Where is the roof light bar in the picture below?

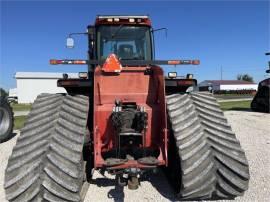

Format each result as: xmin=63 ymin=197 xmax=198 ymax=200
xmin=97 ymin=15 xmax=149 ymax=19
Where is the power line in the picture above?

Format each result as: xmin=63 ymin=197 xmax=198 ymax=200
xmin=222 ymin=69 xmax=266 ymax=72
xmin=222 ymin=67 xmax=266 ymax=71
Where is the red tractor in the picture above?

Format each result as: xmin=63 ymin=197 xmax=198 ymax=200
xmin=5 ymin=15 xmax=249 ymax=201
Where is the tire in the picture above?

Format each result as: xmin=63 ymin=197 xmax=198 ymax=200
xmin=166 ymin=92 xmax=249 ymax=200
xmin=4 ymin=93 xmax=89 ymax=202
xmin=0 ymin=97 xmax=14 ymax=142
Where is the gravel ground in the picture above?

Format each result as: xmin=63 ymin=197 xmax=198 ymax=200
xmin=0 ymin=111 xmax=269 ymax=202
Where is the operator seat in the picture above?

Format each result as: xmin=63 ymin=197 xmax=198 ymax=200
xmin=118 ymin=44 xmax=133 ymax=59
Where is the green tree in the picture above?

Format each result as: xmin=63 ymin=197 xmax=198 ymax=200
xmin=0 ymin=88 xmax=8 ymax=97
xmin=237 ymin=74 xmax=254 ymax=83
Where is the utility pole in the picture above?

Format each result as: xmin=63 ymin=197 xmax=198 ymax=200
xmin=220 ymin=66 xmax=223 ymax=80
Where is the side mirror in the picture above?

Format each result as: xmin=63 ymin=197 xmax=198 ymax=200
xmin=66 ymin=37 xmax=74 ymax=48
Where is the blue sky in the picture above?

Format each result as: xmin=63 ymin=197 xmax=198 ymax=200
xmin=1 ymin=0 xmax=269 ymax=90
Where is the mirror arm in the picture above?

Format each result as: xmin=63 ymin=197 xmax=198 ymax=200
xmin=151 ymin=28 xmax=168 ymax=37
xmin=68 ymin=32 xmax=88 ymax=38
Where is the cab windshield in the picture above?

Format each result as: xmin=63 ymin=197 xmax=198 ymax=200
xmin=97 ymin=25 xmax=152 ymax=60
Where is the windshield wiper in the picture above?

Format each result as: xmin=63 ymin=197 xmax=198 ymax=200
xmin=111 ymin=24 xmax=124 ymax=38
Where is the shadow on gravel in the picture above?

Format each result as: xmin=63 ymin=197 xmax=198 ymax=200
xmin=91 ymin=178 xmax=125 ymax=202
xmin=91 ymin=171 xmax=177 ymax=202
xmin=0 ymin=132 xmax=17 ymax=143
xmin=92 ymin=178 xmax=116 ymax=187
xmin=107 ymin=186 xmax=124 ymax=202
xmin=142 ymin=171 xmax=177 ymax=201
xmin=91 ymin=172 xmax=235 ymax=202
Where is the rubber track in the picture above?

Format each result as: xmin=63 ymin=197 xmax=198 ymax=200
xmin=5 ymin=94 xmax=89 ymax=202
xmin=166 ymin=92 xmax=249 ymax=200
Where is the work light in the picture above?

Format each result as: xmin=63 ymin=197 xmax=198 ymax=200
xmin=168 ymin=72 xmax=177 ymax=78
xmin=79 ymin=72 xmax=88 ymax=79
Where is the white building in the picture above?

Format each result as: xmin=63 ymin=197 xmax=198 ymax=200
xmin=199 ymin=80 xmax=258 ymax=92
xmin=15 ymin=72 xmax=78 ymax=103
xmin=8 ymin=88 xmax=17 ymax=97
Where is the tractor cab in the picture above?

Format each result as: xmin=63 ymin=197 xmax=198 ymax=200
xmin=91 ymin=16 xmax=153 ymax=61
xmin=95 ymin=24 xmax=152 ymax=61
